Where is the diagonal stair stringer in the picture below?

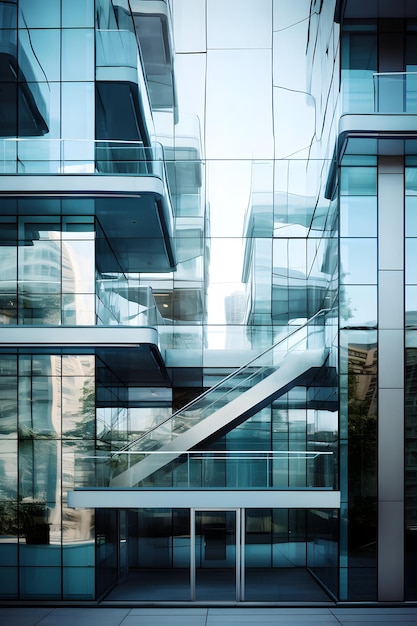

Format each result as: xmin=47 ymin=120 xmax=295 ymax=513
xmin=110 ymin=347 xmax=328 ymax=487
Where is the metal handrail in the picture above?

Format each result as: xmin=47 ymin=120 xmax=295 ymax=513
xmin=114 ymin=308 xmax=332 ymax=455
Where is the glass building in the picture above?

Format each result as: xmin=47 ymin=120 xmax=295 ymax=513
xmin=0 ymin=0 xmax=414 ymax=604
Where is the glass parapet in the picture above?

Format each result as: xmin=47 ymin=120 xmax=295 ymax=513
xmin=373 ymin=72 xmax=417 ymax=113
xmin=341 ymin=72 xmax=417 ymax=114
xmin=0 ymin=138 xmax=166 ymax=176
xmin=96 ymin=29 xmax=138 ymax=71
xmin=74 ymin=449 xmax=336 ymax=490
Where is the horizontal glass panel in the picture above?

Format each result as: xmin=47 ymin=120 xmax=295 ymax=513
xmin=19 ymin=566 xmax=61 ymax=598
xmin=340 ymin=167 xmax=377 ymax=196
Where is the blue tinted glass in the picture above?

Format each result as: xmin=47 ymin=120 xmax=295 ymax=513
xmin=62 ymin=0 xmax=94 ymax=27
xmin=340 ymin=196 xmax=377 ymax=237
xmin=19 ymin=29 xmax=60 ymax=83
xmin=406 ymin=239 xmax=417 ymax=284
xmin=340 ymin=239 xmax=377 ymax=284
xmin=62 ymin=29 xmax=94 ymax=81
xmin=406 ymin=286 xmax=417 ymax=326
xmin=340 ymin=285 xmax=377 ymax=327
xmin=61 ymin=82 xmax=94 ymax=141
xmin=406 ymin=196 xmax=417 ymax=236
xmin=19 ymin=0 xmax=60 ymax=28
xmin=340 ymin=167 xmax=377 ymax=196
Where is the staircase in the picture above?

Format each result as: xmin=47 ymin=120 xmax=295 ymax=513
xmin=110 ymin=310 xmax=331 ymax=487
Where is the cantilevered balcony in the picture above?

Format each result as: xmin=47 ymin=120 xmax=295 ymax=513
xmin=0 ymin=138 xmax=176 ymax=273
xmin=326 ymin=72 xmax=417 ymax=199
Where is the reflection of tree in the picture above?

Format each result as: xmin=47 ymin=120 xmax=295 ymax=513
xmin=0 ymin=501 xmax=18 ymax=536
xmin=64 ymin=381 xmax=96 ymax=440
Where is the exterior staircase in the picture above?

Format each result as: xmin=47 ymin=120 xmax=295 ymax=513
xmin=110 ymin=310 xmax=332 ymax=487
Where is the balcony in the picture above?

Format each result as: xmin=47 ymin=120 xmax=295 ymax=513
xmin=0 ymin=139 xmax=176 ymax=273
xmin=326 ymin=72 xmax=417 ymax=199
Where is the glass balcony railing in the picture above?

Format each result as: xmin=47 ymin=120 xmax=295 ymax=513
xmin=74 ymin=448 xmax=336 ymax=490
xmin=341 ymin=72 xmax=417 ymax=114
xmin=96 ymin=29 xmax=138 ymax=71
xmin=373 ymin=72 xmax=417 ymax=113
xmin=0 ymin=139 xmax=167 ymax=176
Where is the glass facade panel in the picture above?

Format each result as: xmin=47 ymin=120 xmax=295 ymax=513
xmin=340 ymin=239 xmax=377 ymax=285
xmin=62 ymin=0 xmax=94 ymax=28
xmin=18 ymin=29 xmax=61 ymax=83
xmin=340 ymin=285 xmax=377 ymax=328
xmin=61 ymin=29 xmax=94 ymax=81
xmin=19 ymin=0 xmax=60 ymax=28
xmin=340 ymin=196 xmax=377 ymax=237
xmin=406 ymin=196 xmax=417 ymax=236
xmin=406 ymin=238 xmax=417 ymax=284
xmin=61 ymin=82 xmax=94 ymax=141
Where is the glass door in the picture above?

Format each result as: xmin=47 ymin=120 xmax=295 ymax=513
xmin=191 ymin=509 xmax=240 ymax=601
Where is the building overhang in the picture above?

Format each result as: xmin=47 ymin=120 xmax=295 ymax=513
xmin=0 ymin=326 xmax=171 ymax=388
xmin=325 ymin=114 xmax=417 ymax=199
xmin=0 ymin=175 xmax=176 ymax=272
xmin=335 ymin=0 xmax=417 ymax=22
xmin=67 ymin=488 xmax=341 ymax=510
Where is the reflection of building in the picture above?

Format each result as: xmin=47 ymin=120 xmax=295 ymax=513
xmin=225 ymin=291 xmax=246 ymax=325
xmin=0 ymin=0 xmax=415 ymax=607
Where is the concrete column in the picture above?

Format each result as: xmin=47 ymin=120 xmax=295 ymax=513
xmin=377 ymin=155 xmax=404 ymax=601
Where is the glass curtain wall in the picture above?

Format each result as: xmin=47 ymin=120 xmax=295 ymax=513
xmin=405 ymin=156 xmax=417 ymax=599
xmin=339 ymin=163 xmax=378 ymax=601
xmin=0 ymin=351 xmax=96 ymax=599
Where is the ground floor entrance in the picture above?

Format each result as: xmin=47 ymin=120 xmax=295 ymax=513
xmin=97 ymin=507 xmax=338 ymax=603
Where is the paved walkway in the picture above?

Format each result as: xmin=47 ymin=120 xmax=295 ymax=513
xmin=1 ymin=607 xmax=417 ymax=625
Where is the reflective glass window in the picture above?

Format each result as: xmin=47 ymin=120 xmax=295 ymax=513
xmin=340 ymin=239 xmax=377 ymax=284
xmin=19 ymin=0 xmax=60 ymax=28
xmin=406 ymin=238 xmax=417 ymax=284
xmin=62 ymin=0 xmax=94 ymax=27
xmin=61 ymin=82 xmax=94 ymax=141
xmin=406 ymin=196 xmax=417 ymax=237
xmin=18 ymin=29 xmax=60 ymax=83
xmin=340 ymin=196 xmax=377 ymax=237
xmin=0 ymin=439 xmax=17 ymax=498
xmin=340 ymin=285 xmax=377 ymax=328
xmin=406 ymin=286 xmax=417 ymax=327
xmin=340 ymin=167 xmax=377 ymax=196
xmin=62 ymin=29 xmax=94 ymax=81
